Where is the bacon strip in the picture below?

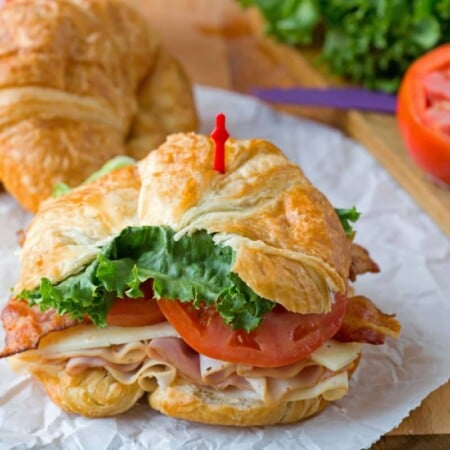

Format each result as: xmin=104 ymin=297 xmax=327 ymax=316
xmin=335 ymin=295 xmax=401 ymax=345
xmin=0 ymin=298 xmax=88 ymax=358
xmin=349 ymin=243 xmax=380 ymax=281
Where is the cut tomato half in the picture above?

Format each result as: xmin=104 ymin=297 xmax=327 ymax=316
xmin=397 ymin=44 xmax=450 ymax=184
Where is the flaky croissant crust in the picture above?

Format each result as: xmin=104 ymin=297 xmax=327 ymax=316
xmin=16 ymin=165 xmax=140 ymax=293
xmin=32 ymin=367 xmax=144 ymax=418
xmin=0 ymin=0 xmax=197 ymax=212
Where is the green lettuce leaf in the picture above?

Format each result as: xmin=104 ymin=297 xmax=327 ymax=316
xmin=20 ymin=227 xmax=274 ymax=332
xmin=84 ymin=156 xmax=135 ymax=184
xmin=52 ymin=182 xmax=72 ymax=198
xmin=22 ymin=260 xmax=115 ymax=327
xmin=52 ymin=156 xmax=135 ymax=199
xmin=239 ymin=0 xmax=450 ymax=93
xmin=335 ymin=207 xmax=361 ymax=237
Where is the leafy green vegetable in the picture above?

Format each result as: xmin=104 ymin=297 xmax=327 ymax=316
xmin=84 ymin=156 xmax=135 ymax=184
xmin=20 ymin=227 xmax=274 ymax=332
xmin=52 ymin=182 xmax=72 ymax=198
xmin=23 ymin=262 xmax=116 ymax=327
xmin=238 ymin=0 xmax=450 ymax=92
xmin=335 ymin=207 xmax=361 ymax=236
xmin=52 ymin=156 xmax=135 ymax=198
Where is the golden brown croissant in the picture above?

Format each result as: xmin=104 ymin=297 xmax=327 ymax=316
xmin=0 ymin=0 xmax=197 ymax=212
xmin=1 ymin=132 xmax=400 ymax=423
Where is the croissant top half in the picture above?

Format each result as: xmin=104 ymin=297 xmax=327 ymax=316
xmin=0 ymin=0 xmax=197 ymax=212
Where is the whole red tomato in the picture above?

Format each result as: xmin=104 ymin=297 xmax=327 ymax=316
xmin=397 ymin=44 xmax=450 ymax=185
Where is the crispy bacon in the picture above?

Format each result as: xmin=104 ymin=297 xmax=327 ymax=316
xmin=335 ymin=295 xmax=401 ymax=345
xmin=349 ymin=243 xmax=380 ymax=282
xmin=0 ymin=298 xmax=89 ymax=357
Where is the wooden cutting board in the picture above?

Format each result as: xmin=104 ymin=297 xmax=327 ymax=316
xmin=128 ymin=0 xmax=450 ymax=447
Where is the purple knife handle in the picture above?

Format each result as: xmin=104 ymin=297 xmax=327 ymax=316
xmin=251 ymin=87 xmax=397 ymax=114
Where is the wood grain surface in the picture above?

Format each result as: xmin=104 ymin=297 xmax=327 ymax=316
xmin=128 ymin=0 xmax=450 ymax=447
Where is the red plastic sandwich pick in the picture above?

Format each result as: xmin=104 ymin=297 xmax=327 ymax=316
xmin=211 ymin=113 xmax=229 ymax=174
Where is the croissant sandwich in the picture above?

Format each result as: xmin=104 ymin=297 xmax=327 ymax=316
xmin=0 ymin=0 xmax=197 ymax=213
xmin=0 ymin=132 xmax=400 ymax=425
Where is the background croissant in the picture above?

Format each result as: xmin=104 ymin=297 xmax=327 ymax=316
xmin=0 ymin=0 xmax=198 ymax=212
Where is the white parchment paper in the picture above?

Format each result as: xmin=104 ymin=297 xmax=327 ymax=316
xmin=0 ymin=86 xmax=449 ymax=450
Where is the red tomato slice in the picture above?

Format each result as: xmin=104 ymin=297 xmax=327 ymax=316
xmin=397 ymin=44 xmax=450 ymax=185
xmin=106 ymin=281 xmax=166 ymax=327
xmin=158 ymin=293 xmax=347 ymax=367
xmin=106 ymin=297 xmax=166 ymax=327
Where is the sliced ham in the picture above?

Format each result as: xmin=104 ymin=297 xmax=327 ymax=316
xmin=65 ymin=356 xmax=141 ymax=376
xmin=263 ymin=365 xmax=325 ymax=402
xmin=237 ymin=358 xmax=315 ymax=379
xmin=147 ymin=336 xmax=202 ymax=384
xmin=10 ymin=333 xmax=360 ymax=404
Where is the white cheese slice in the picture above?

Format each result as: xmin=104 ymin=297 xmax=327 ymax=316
xmin=35 ymin=322 xmax=179 ymax=355
xmin=310 ymin=340 xmax=362 ymax=372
